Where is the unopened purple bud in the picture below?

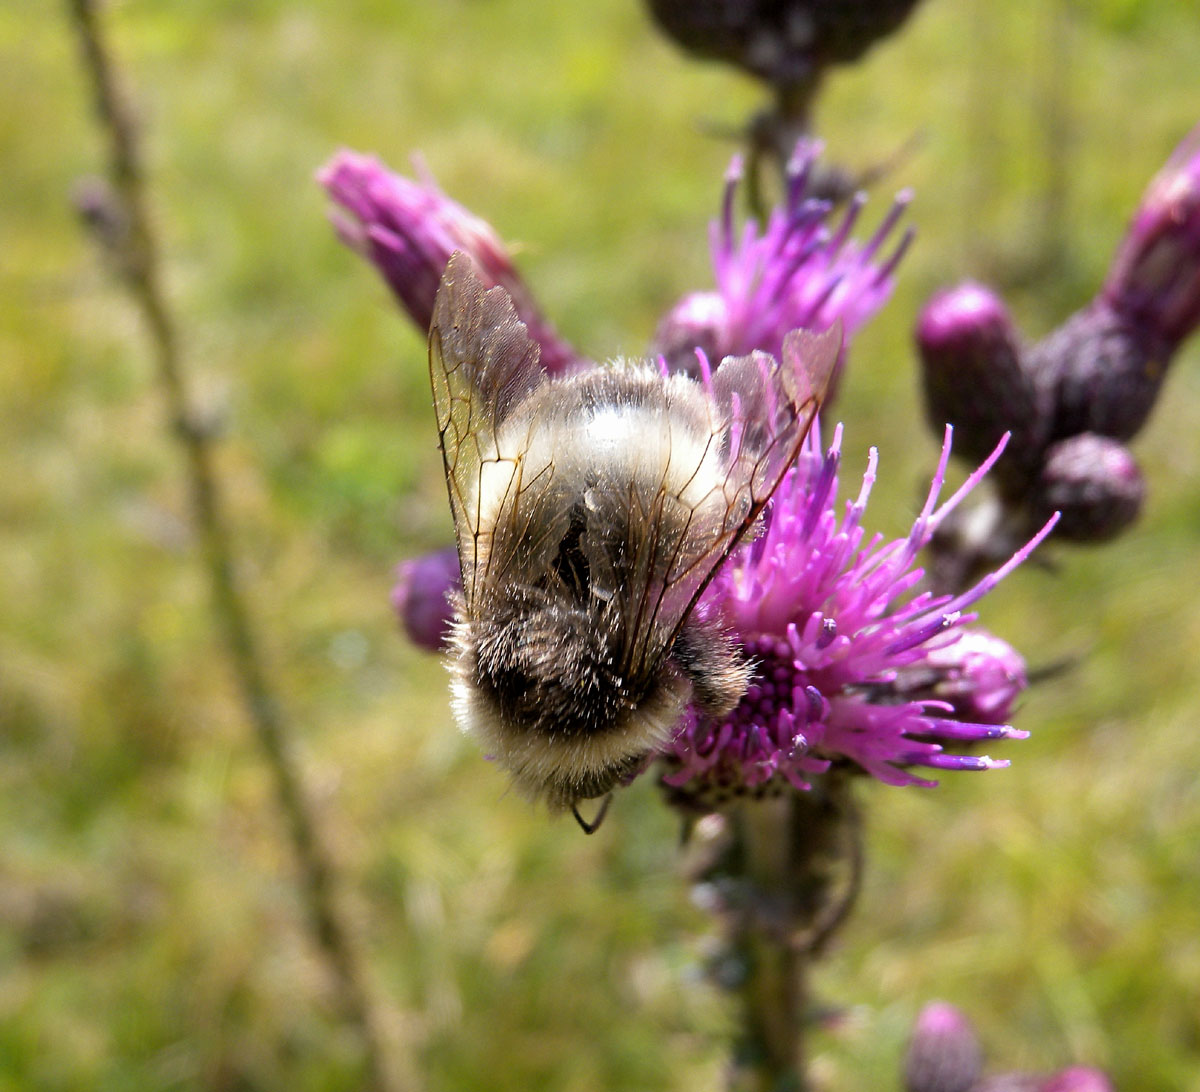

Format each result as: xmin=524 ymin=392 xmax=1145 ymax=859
xmin=319 ymin=151 xmax=579 ymax=374
xmin=652 ymin=291 xmax=729 ymax=377
xmin=904 ymin=1001 xmax=983 ymax=1092
xmin=1038 ymin=1068 xmax=1115 ymax=1092
xmin=809 ymin=0 xmax=928 ymax=65
xmin=922 ymin=630 xmax=1027 ymax=724
xmin=1030 ymin=301 xmax=1172 ymax=444
xmin=915 ymin=283 xmax=1048 ymax=497
xmin=645 ymin=0 xmax=925 ymax=87
xmin=1103 ymin=124 xmax=1200 ymax=349
xmin=1030 ymin=432 xmax=1145 ymax=543
xmin=392 ymin=546 xmax=461 ymax=651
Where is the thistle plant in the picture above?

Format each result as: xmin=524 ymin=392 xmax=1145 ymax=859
xmin=321 ymin=136 xmax=1104 ymax=1089
xmin=31 ymin=2 xmax=1195 ymax=1088
xmin=917 ymin=125 xmax=1200 ymax=593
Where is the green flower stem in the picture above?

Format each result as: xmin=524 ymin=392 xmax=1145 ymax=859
xmin=726 ymin=777 xmax=861 ymax=1092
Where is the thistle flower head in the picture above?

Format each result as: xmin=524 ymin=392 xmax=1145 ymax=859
xmin=1103 ymin=123 xmax=1200 ymax=349
xmin=319 ymin=150 xmax=578 ymax=373
xmin=661 ymin=424 xmax=1055 ymax=804
xmin=653 ymin=142 xmax=912 ymax=398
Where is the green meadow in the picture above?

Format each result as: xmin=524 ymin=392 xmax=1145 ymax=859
xmin=4 ymin=1 xmax=1200 ymax=1088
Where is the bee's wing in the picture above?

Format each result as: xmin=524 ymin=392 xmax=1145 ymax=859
xmin=609 ymin=326 xmax=842 ymax=676
xmin=709 ymin=326 xmax=841 ymax=508
xmin=429 ymin=252 xmax=548 ymax=608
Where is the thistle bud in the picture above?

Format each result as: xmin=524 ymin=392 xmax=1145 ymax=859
xmin=1103 ymin=123 xmax=1200 ymax=350
xmin=913 ymin=629 xmax=1027 ymax=725
xmin=1029 ymin=433 xmax=1145 ymax=543
xmin=1036 ymin=128 xmax=1200 ymax=445
xmin=915 ymin=282 xmax=1049 ymax=498
xmin=319 ymin=151 xmax=579 ymax=374
xmin=1029 ymin=301 xmax=1172 ymax=444
xmin=644 ymin=0 xmax=925 ymax=87
xmin=392 ymin=546 xmax=461 ymax=651
xmin=652 ymin=291 xmax=729 ymax=378
xmin=808 ymin=0 xmax=928 ymax=66
xmin=903 ymin=1001 xmax=983 ymax=1092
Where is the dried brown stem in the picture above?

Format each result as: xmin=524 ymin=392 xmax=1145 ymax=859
xmin=64 ymin=3 xmax=400 ymax=1088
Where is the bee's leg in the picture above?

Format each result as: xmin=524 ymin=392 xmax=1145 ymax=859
xmin=571 ymin=794 xmax=612 ymax=835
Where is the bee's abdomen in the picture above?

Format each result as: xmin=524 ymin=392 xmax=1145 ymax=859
xmin=471 ymin=586 xmax=644 ymax=739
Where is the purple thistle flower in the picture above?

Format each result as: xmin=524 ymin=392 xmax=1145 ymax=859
xmin=319 ymin=150 xmax=579 ymax=373
xmin=652 ymin=142 xmax=912 ymax=399
xmin=661 ymin=424 xmax=1056 ymax=802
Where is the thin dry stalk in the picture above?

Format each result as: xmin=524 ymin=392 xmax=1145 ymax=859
xmin=64 ymin=3 xmax=402 ymax=1088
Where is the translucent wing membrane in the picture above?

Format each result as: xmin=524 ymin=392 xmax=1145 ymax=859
xmin=430 ymin=252 xmax=546 ymax=605
xmin=628 ymin=326 xmax=840 ymax=672
xmin=712 ymin=327 xmax=842 ymax=504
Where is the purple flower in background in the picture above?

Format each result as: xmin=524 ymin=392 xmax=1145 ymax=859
xmin=392 ymin=546 xmax=460 ymax=651
xmin=904 ymin=1001 xmax=983 ymax=1092
xmin=653 ymin=142 xmax=912 ymax=399
xmin=319 ymin=150 xmax=579 ymax=373
xmin=902 ymin=1003 xmax=1114 ymax=1092
xmin=645 ymin=0 xmax=927 ymax=88
xmin=661 ymin=424 xmax=1055 ymax=804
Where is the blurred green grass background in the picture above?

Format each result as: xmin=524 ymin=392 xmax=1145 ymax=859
xmin=4 ymin=1 xmax=1200 ymax=1089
